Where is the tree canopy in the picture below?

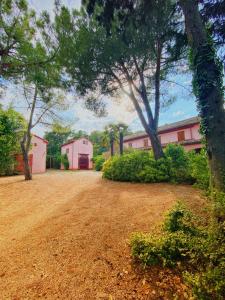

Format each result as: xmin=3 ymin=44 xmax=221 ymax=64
xmin=55 ymin=0 xmax=186 ymax=159
xmin=0 ymin=107 xmax=26 ymax=175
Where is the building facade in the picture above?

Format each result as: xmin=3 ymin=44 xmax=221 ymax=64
xmin=124 ymin=117 xmax=202 ymax=152
xmin=16 ymin=135 xmax=48 ymax=174
xmin=61 ymin=137 xmax=93 ymax=170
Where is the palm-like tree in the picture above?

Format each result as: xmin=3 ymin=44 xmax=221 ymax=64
xmin=102 ymin=124 xmax=118 ymax=156
xmin=102 ymin=123 xmax=128 ymax=156
xmin=117 ymin=123 xmax=128 ymax=155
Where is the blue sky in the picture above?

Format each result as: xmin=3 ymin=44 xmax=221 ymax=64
xmin=0 ymin=0 xmax=199 ymax=136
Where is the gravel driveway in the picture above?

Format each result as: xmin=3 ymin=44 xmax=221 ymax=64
xmin=0 ymin=170 xmax=205 ymax=299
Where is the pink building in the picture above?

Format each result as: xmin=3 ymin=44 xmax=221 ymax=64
xmin=124 ymin=117 xmax=202 ymax=152
xmin=61 ymin=137 xmax=93 ymax=170
xmin=16 ymin=134 xmax=48 ymax=174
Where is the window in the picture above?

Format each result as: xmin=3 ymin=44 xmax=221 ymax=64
xmin=143 ymin=139 xmax=148 ymax=148
xmin=33 ymin=143 xmax=37 ymax=147
xmin=83 ymin=140 xmax=88 ymax=145
xmin=66 ymin=148 xmax=69 ymax=154
xmin=158 ymin=136 xmax=162 ymax=144
xmin=177 ymin=131 xmax=185 ymax=142
xmin=128 ymin=142 xmax=132 ymax=148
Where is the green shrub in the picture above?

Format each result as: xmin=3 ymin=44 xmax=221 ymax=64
xmin=130 ymin=197 xmax=225 ymax=300
xmin=131 ymin=231 xmax=194 ymax=267
xmin=102 ymin=144 xmax=210 ymax=188
xmin=103 ymin=150 xmax=171 ymax=183
xmin=103 ymin=145 xmax=194 ymax=184
xmin=103 ymin=151 xmax=152 ymax=182
xmin=184 ymin=263 xmax=225 ymax=300
xmin=61 ymin=153 xmax=69 ymax=170
xmin=131 ymin=202 xmax=199 ymax=267
xmin=211 ymin=191 xmax=225 ymax=223
xmin=137 ymin=157 xmax=172 ymax=183
xmin=93 ymin=155 xmax=105 ymax=171
xmin=164 ymin=202 xmax=198 ymax=235
xmin=164 ymin=144 xmax=192 ymax=183
xmin=188 ymin=149 xmax=210 ymax=189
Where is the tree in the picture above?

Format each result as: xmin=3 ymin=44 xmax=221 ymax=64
xmin=0 ymin=0 xmax=35 ymax=77
xmin=73 ymin=130 xmax=88 ymax=139
xmin=200 ymin=0 xmax=225 ymax=55
xmin=5 ymin=4 xmax=66 ymax=180
xmin=55 ymin=2 xmax=186 ymax=160
xmin=0 ymin=0 xmax=57 ymax=80
xmin=101 ymin=123 xmax=129 ymax=157
xmin=180 ymin=0 xmax=225 ymax=191
xmin=0 ymin=107 xmax=26 ymax=175
xmin=102 ymin=124 xmax=118 ymax=157
xmin=44 ymin=123 xmax=73 ymax=169
xmin=117 ymin=123 xmax=128 ymax=155
xmin=89 ymin=130 xmax=108 ymax=157
xmin=20 ymin=80 xmax=66 ymax=180
xmin=84 ymin=0 xmax=225 ymax=191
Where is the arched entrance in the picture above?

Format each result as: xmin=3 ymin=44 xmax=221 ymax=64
xmin=78 ymin=154 xmax=89 ymax=170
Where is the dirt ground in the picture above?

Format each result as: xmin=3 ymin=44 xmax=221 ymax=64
xmin=0 ymin=170 xmax=207 ymax=300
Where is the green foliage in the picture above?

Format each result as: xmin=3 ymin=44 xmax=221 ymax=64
xmin=103 ymin=145 xmax=188 ymax=183
xmin=72 ymin=130 xmax=88 ymax=139
xmin=164 ymin=144 xmax=192 ymax=183
xmin=89 ymin=130 xmax=108 ymax=156
xmin=163 ymin=202 xmax=198 ymax=235
xmin=131 ymin=231 xmax=193 ymax=268
xmin=103 ymin=151 xmax=155 ymax=182
xmin=0 ymin=0 xmax=36 ymax=78
xmin=188 ymin=149 xmax=210 ymax=189
xmin=54 ymin=2 xmax=186 ymax=160
xmin=103 ymin=144 xmax=211 ymax=188
xmin=211 ymin=191 xmax=225 ymax=223
xmin=93 ymin=155 xmax=105 ymax=171
xmin=0 ymin=107 xmax=26 ymax=175
xmin=61 ymin=153 xmax=69 ymax=170
xmin=44 ymin=123 xmax=73 ymax=169
xmin=131 ymin=194 xmax=225 ymax=299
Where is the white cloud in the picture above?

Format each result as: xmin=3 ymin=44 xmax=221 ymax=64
xmin=172 ymin=110 xmax=185 ymax=117
xmin=62 ymin=94 xmax=139 ymax=134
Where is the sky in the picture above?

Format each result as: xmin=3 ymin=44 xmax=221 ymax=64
xmin=0 ymin=0 xmax=198 ymax=137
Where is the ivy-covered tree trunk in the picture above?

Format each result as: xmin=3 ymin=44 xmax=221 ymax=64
xmin=180 ymin=0 xmax=225 ymax=191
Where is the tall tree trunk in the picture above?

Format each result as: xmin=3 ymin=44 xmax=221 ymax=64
xmin=110 ymin=133 xmax=114 ymax=156
xmin=119 ymin=131 xmax=123 ymax=155
xmin=147 ymin=129 xmax=164 ymax=160
xmin=20 ymin=133 xmax=32 ymax=180
xmin=129 ymin=83 xmax=164 ymax=160
xmin=154 ymin=40 xmax=162 ymax=130
xmin=180 ymin=0 xmax=225 ymax=191
xmin=150 ymin=41 xmax=164 ymax=160
xmin=20 ymin=85 xmax=37 ymax=181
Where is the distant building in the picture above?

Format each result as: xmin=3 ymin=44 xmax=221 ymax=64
xmin=61 ymin=137 xmax=93 ymax=170
xmin=15 ymin=135 xmax=48 ymax=174
xmin=124 ymin=116 xmax=203 ymax=152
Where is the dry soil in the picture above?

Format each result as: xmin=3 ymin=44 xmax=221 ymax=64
xmin=0 ymin=171 xmax=206 ymax=300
